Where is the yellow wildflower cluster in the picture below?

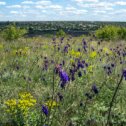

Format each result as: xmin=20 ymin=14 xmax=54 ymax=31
xmin=70 ymin=59 xmax=74 ymax=64
xmin=69 ymin=49 xmax=81 ymax=58
xmin=5 ymin=99 xmax=17 ymax=106
xmin=18 ymin=92 xmax=36 ymax=110
xmin=12 ymin=47 xmax=30 ymax=56
xmin=45 ymin=100 xmax=58 ymax=109
xmin=5 ymin=92 xmax=36 ymax=115
xmin=90 ymin=51 xmax=97 ymax=58
xmin=87 ymin=65 xmax=94 ymax=73
xmin=5 ymin=99 xmax=17 ymax=112
xmin=103 ymin=47 xmax=112 ymax=55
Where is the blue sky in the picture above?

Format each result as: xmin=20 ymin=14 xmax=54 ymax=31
xmin=0 ymin=0 xmax=126 ymax=21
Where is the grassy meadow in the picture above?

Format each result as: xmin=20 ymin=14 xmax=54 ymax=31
xmin=0 ymin=34 xmax=126 ymax=126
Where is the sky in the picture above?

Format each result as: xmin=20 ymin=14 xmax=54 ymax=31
xmin=0 ymin=0 xmax=126 ymax=21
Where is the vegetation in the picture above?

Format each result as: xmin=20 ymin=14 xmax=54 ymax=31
xmin=56 ymin=29 xmax=66 ymax=37
xmin=1 ymin=24 xmax=27 ymax=41
xmin=0 ymin=21 xmax=126 ymax=36
xmin=0 ymin=24 xmax=126 ymax=126
xmin=95 ymin=25 xmax=126 ymax=41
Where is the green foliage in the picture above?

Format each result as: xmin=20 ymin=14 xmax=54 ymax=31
xmin=117 ymin=27 xmax=126 ymax=40
xmin=2 ymin=24 xmax=27 ymax=41
xmin=95 ymin=25 xmax=126 ymax=41
xmin=56 ymin=29 xmax=66 ymax=37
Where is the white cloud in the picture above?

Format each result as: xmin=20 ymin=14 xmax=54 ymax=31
xmin=74 ymin=10 xmax=88 ymax=15
xmin=42 ymin=10 xmax=46 ymax=13
xmin=0 ymin=1 xmax=6 ymax=5
xmin=36 ymin=4 xmax=62 ymax=10
xmin=23 ymin=9 xmax=39 ymax=14
xmin=36 ymin=0 xmax=52 ymax=5
xmin=22 ymin=1 xmax=34 ymax=4
xmin=22 ymin=5 xmax=30 ymax=9
xmin=94 ymin=10 xmax=106 ymax=13
xmin=49 ymin=5 xmax=62 ymax=10
xmin=7 ymin=5 xmax=22 ymax=8
xmin=109 ymin=9 xmax=126 ymax=14
xmin=35 ymin=0 xmax=52 ymax=8
xmin=93 ymin=10 xmax=106 ymax=15
xmin=77 ymin=1 xmax=114 ymax=11
xmin=115 ymin=1 xmax=126 ymax=6
xmin=10 ymin=11 xmax=19 ymax=14
xmin=60 ymin=6 xmax=87 ymax=16
xmin=74 ymin=0 xmax=98 ymax=3
xmin=65 ymin=6 xmax=77 ymax=11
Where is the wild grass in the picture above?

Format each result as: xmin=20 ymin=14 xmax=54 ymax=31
xmin=0 ymin=36 xmax=126 ymax=126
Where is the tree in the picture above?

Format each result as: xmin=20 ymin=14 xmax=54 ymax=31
xmin=2 ymin=24 xmax=27 ymax=41
xmin=95 ymin=25 xmax=119 ymax=41
xmin=56 ymin=29 xmax=66 ymax=37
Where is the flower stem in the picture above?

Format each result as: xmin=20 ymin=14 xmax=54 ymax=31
xmin=106 ymin=74 xmax=123 ymax=126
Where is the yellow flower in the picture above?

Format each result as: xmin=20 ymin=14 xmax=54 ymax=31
xmin=75 ymin=52 xmax=81 ymax=57
xmin=87 ymin=65 xmax=94 ymax=72
xmin=5 ymin=92 xmax=36 ymax=116
xmin=103 ymin=47 xmax=112 ymax=55
xmin=69 ymin=49 xmax=81 ymax=58
xmin=19 ymin=92 xmax=33 ymax=99
xmin=18 ymin=99 xmax=34 ymax=109
xmin=45 ymin=100 xmax=58 ymax=108
xmin=5 ymin=99 xmax=17 ymax=107
xmin=5 ymin=99 xmax=17 ymax=113
xmin=12 ymin=47 xmax=30 ymax=56
xmin=90 ymin=51 xmax=97 ymax=58
xmin=70 ymin=59 xmax=74 ymax=64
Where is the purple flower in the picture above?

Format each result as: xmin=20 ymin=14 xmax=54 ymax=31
xmin=123 ymin=69 xmax=126 ymax=80
xmin=60 ymin=37 xmax=64 ymax=41
xmin=59 ymin=70 xmax=69 ymax=82
xmin=59 ymin=70 xmax=69 ymax=88
xmin=63 ymin=46 xmax=68 ymax=53
xmin=77 ymin=63 xmax=84 ymax=69
xmin=42 ymin=105 xmax=49 ymax=116
xmin=111 ymin=63 xmax=115 ymax=67
xmin=85 ymin=63 xmax=88 ymax=67
xmin=82 ymin=39 xmax=87 ymax=45
xmin=92 ymin=84 xmax=99 ymax=94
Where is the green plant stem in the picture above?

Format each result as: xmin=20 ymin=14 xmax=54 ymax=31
xmin=106 ymin=74 xmax=123 ymax=126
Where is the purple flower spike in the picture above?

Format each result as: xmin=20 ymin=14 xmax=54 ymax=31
xmin=123 ymin=69 xmax=126 ymax=80
xmin=59 ymin=70 xmax=69 ymax=88
xmin=92 ymin=84 xmax=99 ymax=94
xmin=42 ymin=105 xmax=49 ymax=116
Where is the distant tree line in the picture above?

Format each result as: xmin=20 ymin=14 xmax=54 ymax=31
xmin=1 ymin=24 xmax=126 ymax=41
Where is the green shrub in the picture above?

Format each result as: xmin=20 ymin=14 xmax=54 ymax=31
xmin=117 ymin=27 xmax=126 ymax=40
xmin=1 ymin=24 xmax=27 ymax=41
xmin=56 ymin=29 xmax=66 ymax=37
xmin=95 ymin=25 xmax=126 ymax=41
